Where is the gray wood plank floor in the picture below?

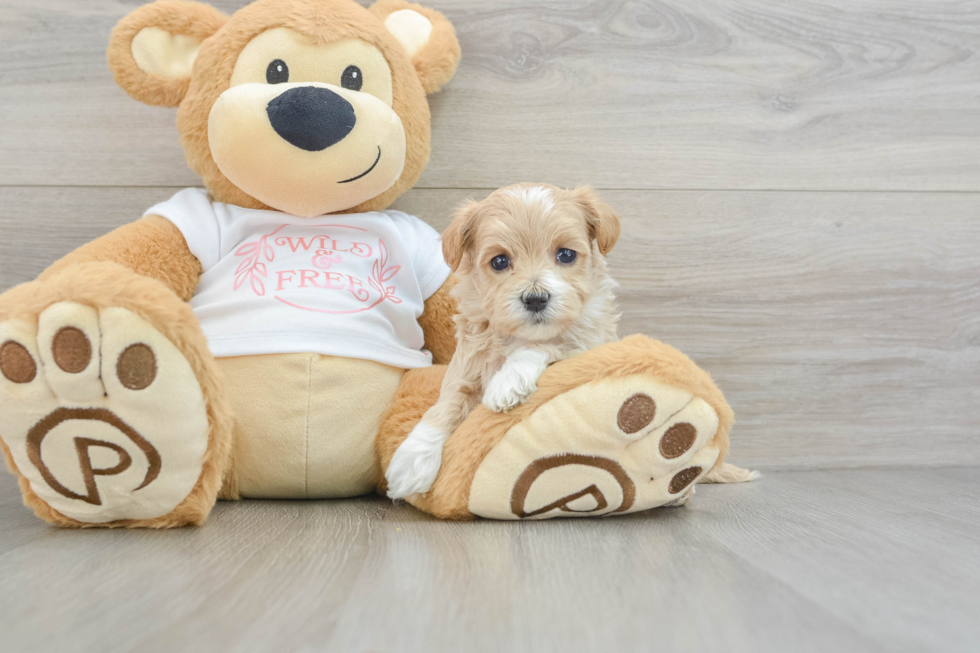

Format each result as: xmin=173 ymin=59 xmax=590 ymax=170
xmin=1 ymin=468 xmax=977 ymax=653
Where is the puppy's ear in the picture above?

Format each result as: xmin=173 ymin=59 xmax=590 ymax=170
xmin=572 ymin=187 xmax=621 ymax=255
xmin=107 ymin=0 xmax=228 ymax=107
xmin=370 ymin=1 xmax=462 ymax=94
xmin=442 ymin=199 xmax=481 ymax=272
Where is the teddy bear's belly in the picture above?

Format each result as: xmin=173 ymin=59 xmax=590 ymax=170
xmin=216 ymin=353 xmax=405 ymax=498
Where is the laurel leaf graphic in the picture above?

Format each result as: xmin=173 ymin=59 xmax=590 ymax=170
xmin=380 ymin=266 xmax=399 ymax=282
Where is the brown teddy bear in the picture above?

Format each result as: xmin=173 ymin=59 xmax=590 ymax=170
xmin=0 ymin=0 xmax=748 ymax=528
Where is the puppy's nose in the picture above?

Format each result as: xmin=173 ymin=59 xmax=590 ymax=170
xmin=522 ymin=292 xmax=550 ymax=313
xmin=267 ymin=86 xmax=356 ymax=152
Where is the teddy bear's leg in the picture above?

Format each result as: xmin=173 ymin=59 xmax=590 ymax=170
xmin=0 ymin=262 xmax=233 ymax=528
xmin=377 ymin=335 xmax=741 ymax=520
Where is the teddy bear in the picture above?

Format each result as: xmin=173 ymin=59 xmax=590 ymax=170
xmin=0 ymin=0 xmax=745 ymax=528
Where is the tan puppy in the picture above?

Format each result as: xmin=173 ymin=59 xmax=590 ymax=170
xmin=385 ymin=183 xmax=621 ymax=499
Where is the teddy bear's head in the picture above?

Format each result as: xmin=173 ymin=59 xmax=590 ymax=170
xmin=108 ymin=0 xmax=460 ymax=217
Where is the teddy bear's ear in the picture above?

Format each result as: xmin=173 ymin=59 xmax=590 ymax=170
xmin=107 ymin=0 xmax=228 ymax=107
xmin=370 ymin=1 xmax=461 ymax=94
xmin=571 ymin=187 xmax=622 ymax=256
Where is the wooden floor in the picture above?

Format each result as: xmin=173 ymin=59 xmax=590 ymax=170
xmin=2 ymin=468 xmax=979 ymax=652
xmin=1 ymin=0 xmax=979 ymax=651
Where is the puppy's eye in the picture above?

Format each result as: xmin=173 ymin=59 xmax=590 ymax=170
xmin=266 ymin=59 xmax=289 ymax=84
xmin=490 ymin=254 xmax=510 ymax=271
xmin=557 ymin=248 xmax=577 ymax=264
xmin=341 ymin=65 xmax=363 ymax=91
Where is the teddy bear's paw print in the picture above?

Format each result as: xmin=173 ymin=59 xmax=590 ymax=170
xmin=468 ymin=376 xmax=723 ymax=519
xmin=0 ymin=302 xmax=209 ymax=523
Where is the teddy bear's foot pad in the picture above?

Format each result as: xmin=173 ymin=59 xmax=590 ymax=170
xmin=468 ymin=375 xmax=721 ymax=519
xmin=0 ymin=303 xmax=209 ymax=523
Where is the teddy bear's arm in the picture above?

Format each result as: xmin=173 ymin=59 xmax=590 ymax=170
xmin=419 ymin=275 xmax=458 ymax=365
xmin=38 ymin=215 xmax=202 ymax=301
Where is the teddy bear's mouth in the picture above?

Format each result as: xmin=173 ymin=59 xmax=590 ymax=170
xmin=207 ymin=81 xmax=407 ymax=215
xmin=338 ymin=146 xmax=382 ymax=184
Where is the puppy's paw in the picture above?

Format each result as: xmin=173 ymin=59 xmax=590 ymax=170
xmin=385 ymin=421 xmax=449 ymax=499
xmin=483 ymin=349 xmax=548 ymax=413
xmin=483 ymin=370 xmax=536 ymax=412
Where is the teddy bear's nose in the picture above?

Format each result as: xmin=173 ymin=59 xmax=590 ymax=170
xmin=266 ymin=86 xmax=356 ymax=152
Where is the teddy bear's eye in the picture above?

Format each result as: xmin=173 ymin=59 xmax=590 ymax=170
xmin=266 ymin=59 xmax=289 ymax=84
xmin=341 ymin=65 xmax=363 ymax=91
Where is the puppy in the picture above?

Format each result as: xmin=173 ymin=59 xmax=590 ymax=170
xmin=385 ymin=183 xmax=621 ymax=499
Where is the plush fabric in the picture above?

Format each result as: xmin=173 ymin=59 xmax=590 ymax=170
xmin=40 ymin=216 xmax=203 ymax=302
xmin=131 ymin=27 xmax=203 ymax=81
xmin=3 ymin=305 xmax=212 ymax=523
xmin=418 ymin=274 xmax=458 ymax=365
xmin=107 ymin=0 xmax=228 ymax=107
xmin=1 ymin=0 xmax=464 ymax=527
xmin=173 ymin=0 xmax=453 ymax=215
xmin=0 ymin=0 xmax=747 ymax=529
xmin=0 ymin=262 xmax=233 ymax=527
xmin=217 ymin=353 xmax=404 ymax=498
xmin=376 ymin=335 xmax=734 ymax=520
xmin=369 ymin=0 xmax=461 ymax=94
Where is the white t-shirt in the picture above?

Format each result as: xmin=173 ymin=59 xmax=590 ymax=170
xmin=145 ymin=188 xmax=450 ymax=369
